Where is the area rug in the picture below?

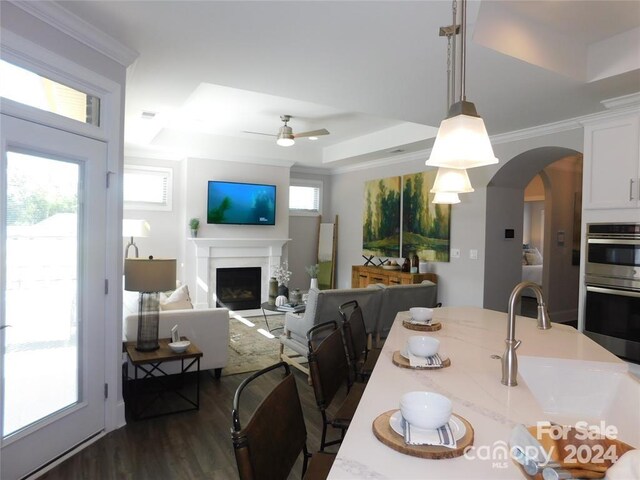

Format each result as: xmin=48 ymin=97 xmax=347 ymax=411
xmin=222 ymin=313 xmax=287 ymax=376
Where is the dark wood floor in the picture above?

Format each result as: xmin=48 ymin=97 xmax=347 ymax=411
xmin=40 ymin=367 xmax=343 ymax=480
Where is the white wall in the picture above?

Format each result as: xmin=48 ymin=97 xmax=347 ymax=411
xmin=181 ymin=157 xmax=291 ymax=295
xmin=123 ymin=156 xmax=183 ymax=264
xmin=330 ymin=128 xmax=585 ymax=309
xmin=288 ymin=170 xmax=333 ymax=290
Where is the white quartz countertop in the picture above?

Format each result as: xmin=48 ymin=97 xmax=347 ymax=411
xmin=326 ymin=306 xmax=639 ymax=480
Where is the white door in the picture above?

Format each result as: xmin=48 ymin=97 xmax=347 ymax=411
xmin=0 ymin=114 xmax=107 ymax=479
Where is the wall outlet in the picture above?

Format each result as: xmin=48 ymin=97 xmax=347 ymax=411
xmin=451 ymin=248 xmax=461 ymax=258
xmin=469 ymin=249 xmax=478 ymax=260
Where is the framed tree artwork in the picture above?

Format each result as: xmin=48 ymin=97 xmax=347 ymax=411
xmin=362 ymin=176 xmax=401 ymax=258
xmin=401 ymin=171 xmax=451 ymax=262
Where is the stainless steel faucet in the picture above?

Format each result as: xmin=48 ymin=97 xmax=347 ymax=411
xmin=501 ymin=281 xmax=552 ymax=386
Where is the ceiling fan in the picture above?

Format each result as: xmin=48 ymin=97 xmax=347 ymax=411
xmin=244 ymin=115 xmax=330 ymax=147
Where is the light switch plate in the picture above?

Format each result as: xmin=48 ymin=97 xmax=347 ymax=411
xmin=469 ymin=249 xmax=478 ymax=260
xmin=451 ymin=248 xmax=461 ymax=258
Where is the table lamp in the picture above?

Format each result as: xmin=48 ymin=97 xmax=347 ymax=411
xmin=125 ymin=257 xmax=177 ymax=351
xmin=123 ymin=219 xmax=150 ymax=258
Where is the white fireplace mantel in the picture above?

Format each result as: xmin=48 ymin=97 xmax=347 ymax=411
xmin=188 ymin=237 xmax=290 ymax=309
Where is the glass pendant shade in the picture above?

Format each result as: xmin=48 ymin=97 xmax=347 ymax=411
xmin=430 ymin=167 xmax=474 ymax=193
xmin=426 ymin=101 xmax=498 ymax=169
xmin=432 ymin=191 xmax=461 ymax=204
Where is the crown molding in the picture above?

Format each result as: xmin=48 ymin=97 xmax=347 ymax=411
xmin=10 ymin=0 xmax=138 ymax=67
xmin=601 ymin=92 xmax=640 ymax=110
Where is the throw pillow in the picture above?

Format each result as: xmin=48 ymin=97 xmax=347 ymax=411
xmin=160 ymin=284 xmax=193 ymax=311
xmin=524 ymin=248 xmax=543 ymax=266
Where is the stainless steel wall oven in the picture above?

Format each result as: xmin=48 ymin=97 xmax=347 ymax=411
xmin=584 ymin=223 xmax=640 ymax=363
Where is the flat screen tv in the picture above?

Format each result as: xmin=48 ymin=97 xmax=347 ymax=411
xmin=207 ymin=180 xmax=276 ymax=225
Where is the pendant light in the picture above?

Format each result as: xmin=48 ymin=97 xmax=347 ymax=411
xmin=426 ymin=0 xmax=498 ymax=170
xmin=430 ymin=167 xmax=474 ymax=194
xmin=433 ymin=192 xmax=461 ymax=204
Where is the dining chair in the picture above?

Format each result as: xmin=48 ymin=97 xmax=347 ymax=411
xmin=339 ymin=299 xmax=381 ymax=383
xmin=231 ymin=361 xmax=335 ymax=480
xmin=307 ymin=321 xmax=366 ymax=452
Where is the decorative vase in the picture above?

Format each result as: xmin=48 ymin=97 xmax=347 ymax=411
xmin=268 ymin=277 xmax=278 ymax=305
xmin=277 ymin=284 xmax=289 ymax=299
xmin=289 ymin=288 xmax=302 ymax=305
xmin=191 ymin=229 xmax=198 ymax=238
xmin=310 ymin=277 xmax=319 ymax=290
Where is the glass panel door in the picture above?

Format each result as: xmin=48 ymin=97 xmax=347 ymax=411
xmin=4 ymin=152 xmax=80 ymax=436
xmin=1 ymin=114 xmax=106 ymax=480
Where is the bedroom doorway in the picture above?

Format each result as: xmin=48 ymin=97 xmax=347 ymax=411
xmin=521 ymin=174 xmax=546 ymax=317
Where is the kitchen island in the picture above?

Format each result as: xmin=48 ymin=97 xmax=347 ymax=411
xmin=327 ymin=307 xmax=639 ymax=479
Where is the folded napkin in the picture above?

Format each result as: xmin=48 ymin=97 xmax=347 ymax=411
xmin=402 ymin=416 xmax=456 ymax=448
xmin=408 ymin=351 xmax=444 ymax=368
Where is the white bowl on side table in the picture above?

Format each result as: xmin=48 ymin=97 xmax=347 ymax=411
xmin=168 ymin=340 xmax=191 ymax=353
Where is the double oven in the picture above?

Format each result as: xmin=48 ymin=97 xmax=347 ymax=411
xmin=584 ymin=223 xmax=640 ymax=364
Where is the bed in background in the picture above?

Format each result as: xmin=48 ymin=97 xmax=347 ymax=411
xmin=522 ymin=246 xmax=543 ymax=296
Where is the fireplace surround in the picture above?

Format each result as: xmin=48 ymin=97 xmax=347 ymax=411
xmin=189 ymin=238 xmax=289 ymax=310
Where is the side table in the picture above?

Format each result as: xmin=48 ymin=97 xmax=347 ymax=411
xmin=123 ymin=337 xmax=203 ymax=420
xmin=260 ymin=301 xmax=305 ymax=333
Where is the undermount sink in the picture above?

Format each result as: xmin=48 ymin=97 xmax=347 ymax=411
xmin=518 ymin=356 xmax=640 ymax=446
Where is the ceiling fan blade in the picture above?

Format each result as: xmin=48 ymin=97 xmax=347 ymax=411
xmin=243 ymin=130 xmax=276 ymax=137
xmin=293 ymin=128 xmax=330 ymax=138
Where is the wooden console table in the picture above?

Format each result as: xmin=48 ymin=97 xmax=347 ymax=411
xmin=352 ymin=265 xmax=437 ymax=288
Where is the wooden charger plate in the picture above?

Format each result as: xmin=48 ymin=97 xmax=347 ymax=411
xmin=372 ymin=410 xmax=474 ymax=459
xmin=402 ymin=320 xmax=442 ymax=332
xmin=392 ymin=351 xmax=451 ymax=369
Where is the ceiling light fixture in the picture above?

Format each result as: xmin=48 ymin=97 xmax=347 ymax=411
xmin=433 ymin=192 xmax=461 ymax=204
xmin=276 ymin=117 xmax=295 ymax=147
xmin=426 ymin=0 xmax=498 ymax=170
xmin=430 ymin=167 xmax=474 ymax=194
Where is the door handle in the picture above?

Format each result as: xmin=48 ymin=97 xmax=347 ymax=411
xmin=630 ymin=178 xmax=635 ymax=201
xmin=0 ymin=325 xmax=12 ymax=330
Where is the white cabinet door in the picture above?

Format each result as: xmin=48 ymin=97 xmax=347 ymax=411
xmin=583 ymin=113 xmax=640 ymax=210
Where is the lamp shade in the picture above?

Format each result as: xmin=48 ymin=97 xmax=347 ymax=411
xmin=432 ymin=192 xmax=461 ymax=204
xmin=122 ymin=219 xmax=150 ymax=238
xmin=426 ymin=101 xmax=498 ymax=169
xmin=124 ymin=258 xmax=176 ymax=292
xmin=430 ymin=167 xmax=475 ymax=193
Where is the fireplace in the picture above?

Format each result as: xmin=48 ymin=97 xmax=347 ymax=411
xmin=188 ymin=237 xmax=289 ymax=309
xmin=216 ymin=267 xmax=262 ymax=310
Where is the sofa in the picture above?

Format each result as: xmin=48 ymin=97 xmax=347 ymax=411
xmin=123 ymin=286 xmax=230 ymax=378
xmin=279 ymin=281 xmax=437 ymax=376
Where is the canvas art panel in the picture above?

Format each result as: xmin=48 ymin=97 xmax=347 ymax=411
xmin=401 ymin=171 xmax=451 ymax=261
xmin=362 ymin=176 xmax=401 ymax=258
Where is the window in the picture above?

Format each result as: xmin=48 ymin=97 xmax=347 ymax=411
xmin=289 ymin=179 xmax=322 ymax=216
xmin=123 ymin=165 xmax=172 ymax=211
xmin=0 ymin=59 xmax=100 ymax=126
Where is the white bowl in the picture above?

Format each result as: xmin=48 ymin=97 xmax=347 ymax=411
xmin=410 ymin=307 xmax=433 ymax=323
xmin=407 ymin=335 xmax=439 ymax=358
xmin=168 ymin=340 xmax=191 ymax=353
xmin=400 ymin=391 xmax=452 ymax=430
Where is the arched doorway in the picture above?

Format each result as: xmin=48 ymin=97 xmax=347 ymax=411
xmin=483 ymin=146 xmax=583 ymax=323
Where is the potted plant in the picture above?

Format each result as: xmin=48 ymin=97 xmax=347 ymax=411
xmin=189 ymin=217 xmax=200 ymax=237
xmin=272 ymin=261 xmax=292 ymax=298
xmin=306 ymin=263 xmax=319 ymax=290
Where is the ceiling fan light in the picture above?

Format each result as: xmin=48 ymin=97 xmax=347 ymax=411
xmin=276 ymin=125 xmax=295 ymax=147
xmin=432 ymin=191 xmax=461 ymax=204
xmin=430 ymin=167 xmax=474 ymax=193
xmin=426 ymin=101 xmax=498 ymax=169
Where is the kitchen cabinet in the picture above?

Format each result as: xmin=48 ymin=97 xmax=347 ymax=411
xmin=351 ymin=265 xmax=436 ymax=287
xmin=583 ymin=113 xmax=640 ymax=210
